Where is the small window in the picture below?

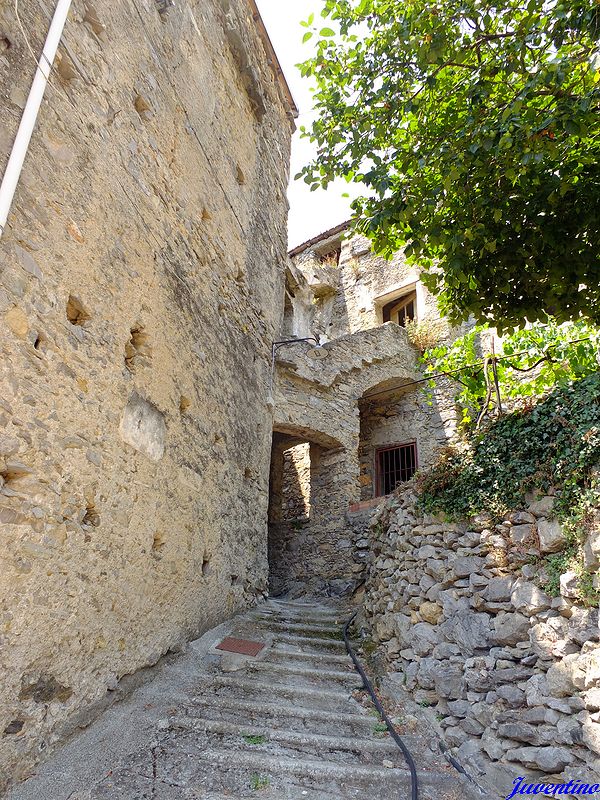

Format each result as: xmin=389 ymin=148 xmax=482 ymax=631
xmin=375 ymin=442 xmax=418 ymax=496
xmin=319 ymin=245 xmax=341 ymax=267
xmin=382 ymin=290 xmax=417 ymax=327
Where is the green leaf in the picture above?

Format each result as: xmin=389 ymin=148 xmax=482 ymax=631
xmin=302 ymin=31 xmax=313 ymax=43
xmin=298 ymin=0 xmax=600 ymax=329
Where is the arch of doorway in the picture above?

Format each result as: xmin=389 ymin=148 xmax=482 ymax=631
xmin=268 ymin=424 xmax=360 ymax=598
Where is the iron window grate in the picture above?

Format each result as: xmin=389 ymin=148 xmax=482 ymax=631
xmin=376 ymin=442 xmax=418 ymax=496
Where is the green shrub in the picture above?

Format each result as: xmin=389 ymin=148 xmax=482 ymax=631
xmin=417 ymin=373 xmax=600 ymax=606
xmin=417 ymin=373 xmax=600 ymax=520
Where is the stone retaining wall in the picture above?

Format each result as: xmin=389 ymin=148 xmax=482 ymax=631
xmin=364 ymin=485 xmax=600 ymax=785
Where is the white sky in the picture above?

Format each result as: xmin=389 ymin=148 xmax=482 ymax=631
xmin=255 ymin=0 xmax=360 ymax=249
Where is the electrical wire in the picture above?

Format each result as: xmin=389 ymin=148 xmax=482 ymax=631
xmin=343 ymin=611 xmax=419 ymax=800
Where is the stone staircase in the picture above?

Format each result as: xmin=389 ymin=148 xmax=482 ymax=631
xmin=9 ymin=598 xmax=474 ymax=800
xmin=88 ymin=598 xmax=467 ymax=799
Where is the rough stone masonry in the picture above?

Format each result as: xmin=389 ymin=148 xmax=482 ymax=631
xmin=364 ymin=485 xmax=600 ymax=788
xmin=0 ymin=0 xmax=293 ymax=790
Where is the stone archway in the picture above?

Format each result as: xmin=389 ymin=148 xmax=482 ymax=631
xmin=268 ymin=425 xmax=357 ymax=597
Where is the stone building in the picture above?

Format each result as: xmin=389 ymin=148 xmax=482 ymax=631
xmin=0 ymin=0 xmax=294 ymax=788
xmin=269 ymin=223 xmax=460 ymax=596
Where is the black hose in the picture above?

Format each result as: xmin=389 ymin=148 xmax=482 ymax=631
xmin=343 ymin=611 xmax=419 ymax=800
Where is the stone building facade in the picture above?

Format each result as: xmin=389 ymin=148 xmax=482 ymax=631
xmin=0 ymin=0 xmax=293 ymax=789
xmin=269 ymin=224 xmax=460 ymax=595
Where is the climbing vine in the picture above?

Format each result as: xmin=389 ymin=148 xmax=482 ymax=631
xmin=417 ymin=372 xmax=600 ymax=519
xmin=416 ymin=373 xmax=600 ymax=604
xmin=420 ymin=319 xmax=600 ymax=427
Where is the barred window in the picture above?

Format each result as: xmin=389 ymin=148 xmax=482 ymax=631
xmin=376 ymin=442 xmax=418 ymax=496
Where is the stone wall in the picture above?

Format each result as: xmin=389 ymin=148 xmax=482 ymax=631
xmin=271 ymin=241 xmax=461 ymax=595
xmin=364 ymin=486 xmax=600 ymax=788
xmin=290 ymin=231 xmax=443 ymax=342
xmin=270 ymin=325 xmax=423 ymax=595
xmin=358 ymin=379 xmax=457 ymax=501
xmin=268 ymin=431 xmax=360 ymax=597
xmin=0 ymin=0 xmax=292 ymax=789
xmin=281 ymin=443 xmax=310 ymax=520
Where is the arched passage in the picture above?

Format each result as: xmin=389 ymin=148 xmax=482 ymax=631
xmin=268 ymin=425 xmax=357 ymax=597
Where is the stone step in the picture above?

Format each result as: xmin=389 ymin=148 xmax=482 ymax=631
xmin=273 ymin=633 xmax=348 ymax=653
xmin=202 ymin=660 xmax=360 ymax=693
xmin=177 ymin=755 xmax=459 ymax=800
xmin=246 ymin=660 xmax=358 ymax=687
xmin=258 ymin=620 xmax=344 ymax=637
xmin=262 ymin=603 xmax=347 ymax=617
xmin=192 ymin=747 xmax=413 ymax=789
xmin=268 ymin=646 xmax=353 ymax=668
xmin=268 ymin=599 xmax=344 ymax=613
xmin=184 ymin=695 xmax=379 ymax=737
xmin=166 ymin=716 xmax=405 ymax=764
xmin=252 ymin=606 xmax=350 ymax=625
xmin=184 ymin=749 xmax=459 ymax=798
xmin=251 ymin=612 xmax=348 ymax=629
xmin=89 ymin=771 xmax=349 ymax=800
xmin=203 ymin=674 xmax=358 ymax=714
xmin=190 ymin=787 xmax=346 ymax=800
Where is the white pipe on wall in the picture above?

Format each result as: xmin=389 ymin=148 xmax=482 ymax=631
xmin=0 ymin=0 xmax=73 ymax=239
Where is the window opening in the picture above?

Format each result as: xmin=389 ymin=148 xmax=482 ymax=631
xmin=319 ymin=245 xmax=341 ymax=267
xmin=382 ymin=290 xmax=417 ymax=327
xmin=376 ymin=442 xmax=418 ymax=496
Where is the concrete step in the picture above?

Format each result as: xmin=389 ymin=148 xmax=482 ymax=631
xmin=184 ymin=695 xmax=380 ymax=737
xmin=273 ymin=633 xmax=348 ymax=653
xmin=203 ymin=674 xmax=358 ymax=714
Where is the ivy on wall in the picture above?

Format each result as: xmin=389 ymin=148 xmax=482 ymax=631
xmin=417 ymin=372 xmax=600 ymax=519
xmin=416 ymin=373 xmax=600 ymax=604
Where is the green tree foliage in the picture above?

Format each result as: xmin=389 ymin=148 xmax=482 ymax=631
xmin=421 ymin=319 xmax=600 ymax=425
xmin=299 ymin=0 xmax=600 ymax=329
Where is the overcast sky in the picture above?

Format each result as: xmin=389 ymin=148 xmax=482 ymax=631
xmin=255 ymin=0 xmax=359 ymax=249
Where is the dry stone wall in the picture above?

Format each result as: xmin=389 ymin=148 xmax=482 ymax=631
xmin=364 ymin=486 xmax=600 ymax=787
xmin=0 ymin=0 xmax=291 ymax=789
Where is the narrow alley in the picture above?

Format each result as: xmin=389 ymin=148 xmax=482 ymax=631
xmin=8 ymin=599 xmax=475 ymax=799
